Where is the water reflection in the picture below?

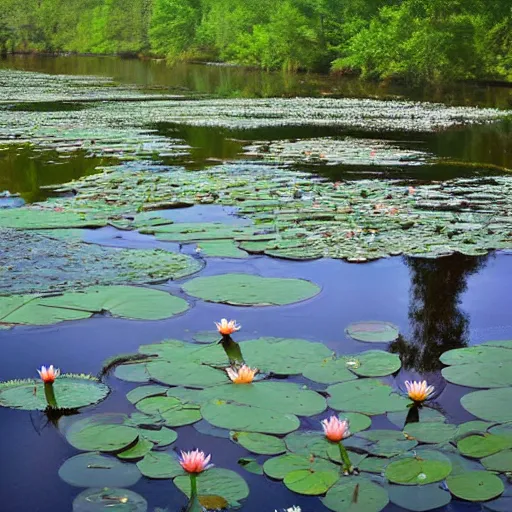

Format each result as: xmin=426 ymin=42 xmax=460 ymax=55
xmin=390 ymin=254 xmax=489 ymax=374
xmin=0 ymin=144 xmax=114 ymax=202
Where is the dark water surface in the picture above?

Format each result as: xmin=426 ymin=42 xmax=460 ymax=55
xmin=1 ymin=55 xmax=512 ymax=512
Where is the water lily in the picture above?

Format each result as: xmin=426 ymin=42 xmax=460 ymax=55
xmin=226 ymin=364 xmax=257 ymax=384
xmin=215 ymin=318 xmax=241 ymax=336
xmin=321 ymin=415 xmax=354 ymax=474
xmin=321 ymin=415 xmax=351 ymax=442
xmin=179 ymin=449 xmax=213 ymax=474
xmin=275 ymin=507 xmax=301 ymax=512
xmin=37 ymin=365 xmax=60 ymax=383
xmin=405 ymin=380 xmax=435 ymax=403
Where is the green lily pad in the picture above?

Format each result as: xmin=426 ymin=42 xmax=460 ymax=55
xmin=359 ymin=457 xmax=390 ymax=474
xmin=455 ymin=421 xmax=494 ymax=440
xmin=182 ymin=273 xmax=320 ymax=306
xmin=457 ymin=434 xmax=512 ymax=458
xmin=197 ymin=240 xmax=249 ymax=258
xmin=126 ymin=385 xmax=169 ymax=404
xmin=117 ymin=438 xmax=153 ymax=460
xmin=387 ymin=407 xmax=445 ymax=429
xmin=240 ymin=337 xmax=332 ymax=375
xmin=326 ymin=445 xmax=368 ymax=466
xmin=0 ymin=375 xmax=109 ymax=411
xmin=65 ymin=415 xmax=139 ymax=453
xmin=461 ymin=388 xmax=512 ymax=423
xmin=114 ymin=364 xmax=150 ymax=383
xmin=174 ymin=468 xmax=249 ymax=507
xmin=446 ymin=471 xmax=504 ymax=501
xmin=135 ymin=396 xmax=202 ymax=427
xmin=440 ymin=346 xmax=512 ymax=366
xmin=238 ymin=457 xmax=264 ymax=475
xmin=0 ymin=286 xmax=189 ymax=325
xmin=489 ymin=423 xmax=512 ymax=438
xmin=284 ymin=432 xmax=333 ymax=459
xmin=348 ymin=350 xmax=401 ymax=377
xmin=201 ymin=400 xmax=300 ymax=435
xmin=263 ymin=453 xmax=338 ymax=480
xmin=167 ymin=387 xmax=207 ymax=405
xmin=138 ymin=427 xmax=177 ymax=447
xmin=483 ymin=340 xmax=512 ymax=349
xmin=193 ymin=331 xmax=221 ymax=344
xmin=0 ymin=208 xmax=106 ymax=230
xmin=357 ymin=430 xmax=418 ymax=458
xmin=194 ymin=419 xmax=231 ymax=439
xmin=385 ymin=451 xmax=452 ymax=485
xmin=72 ymin=488 xmax=148 ymax=512
xmin=147 ymin=360 xmax=228 ymax=388
xmin=59 ymin=453 xmax=142 ymax=487
xmin=345 ymin=321 xmax=399 ymax=343
xmin=322 ymin=477 xmax=389 ymax=512
xmin=136 ymin=452 xmax=184 ymax=479
xmin=232 ymin=432 xmax=286 ymax=455
xmin=340 ymin=412 xmax=372 ymax=434
xmin=303 ymin=357 xmax=359 ymax=384
xmin=442 ymin=363 xmax=512 ymax=388
xmin=284 ymin=469 xmax=339 ymax=495
xmin=388 ymin=483 xmax=451 ymax=511
xmin=327 ymin=379 xmax=409 ymax=415
xmin=199 ymin=381 xmax=326 ymax=416
xmin=404 ymin=422 xmax=457 ymax=444
xmin=482 ymin=450 xmax=512 ymax=472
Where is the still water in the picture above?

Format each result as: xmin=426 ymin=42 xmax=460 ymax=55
xmin=0 ymin=55 xmax=512 ymax=512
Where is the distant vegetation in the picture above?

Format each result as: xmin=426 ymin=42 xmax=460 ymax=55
xmin=1 ymin=0 xmax=511 ymax=83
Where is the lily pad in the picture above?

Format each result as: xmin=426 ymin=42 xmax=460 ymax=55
xmin=388 ymin=483 xmax=451 ymax=511
xmin=59 ymin=453 xmax=142 ymax=487
xmin=440 ymin=346 xmax=512 ymax=366
xmin=348 ymin=350 xmax=401 ymax=377
xmin=147 ymin=360 xmax=228 ymax=388
xmin=240 ymin=337 xmax=332 ymax=375
xmin=284 ymin=469 xmax=339 ymax=495
xmin=359 ymin=457 xmax=390 ymax=474
xmin=284 ymin=432 xmax=333 ymax=459
xmin=199 ymin=381 xmax=326 ymax=416
xmin=457 ymin=434 xmax=512 ymax=458
xmin=174 ymin=468 xmax=249 ymax=507
xmin=117 ymin=438 xmax=153 ymax=460
xmin=446 ymin=471 xmax=504 ymax=501
xmin=387 ymin=407 xmax=445 ymax=429
xmin=135 ymin=396 xmax=202 ymax=427
xmin=65 ymin=415 xmax=139 ymax=452
xmin=340 ymin=412 xmax=372 ymax=434
xmin=232 ymin=432 xmax=286 ymax=455
xmin=482 ymin=450 xmax=512 ymax=472
xmin=126 ymin=385 xmax=169 ymax=404
xmin=238 ymin=457 xmax=264 ymax=475
xmin=345 ymin=321 xmax=399 ymax=343
xmin=0 ymin=286 xmax=189 ymax=325
xmin=303 ymin=357 xmax=359 ymax=384
xmin=114 ymin=364 xmax=150 ymax=384
xmin=327 ymin=379 xmax=409 ymax=415
xmin=263 ymin=453 xmax=338 ymax=480
xmin=385 ymin=451 xmax=452 ymax=485
xmin=193 ymin=331 xmax=221 ymax=344
xmin=455 ymin=421 xmax=494 ymax=440
xmin=461 ymin=388 xmax=512 ymax=423
xmin=182 ymin=273 xmax=320 ymax=306
xmin=138 ymin=427 xmax=177 ymax=447
xmin=442 ymin=363 xmax=512 ymax=388
xmin=357 ymin=430 xmax=418 ymax=458
xmin=404 ymin=422 xmax=457 ymax=444
xmin=0 ymin=375 xmax=109 ymax=411
xmin=72 ymin=488 xmax=148 ymax=512
xmin=136 ymin=452 xmax=184 ymax=479
xmin=322 ymin=477 xmax=389 ymax=512
xmin=201 ymin=400 xmax=300 ymax=435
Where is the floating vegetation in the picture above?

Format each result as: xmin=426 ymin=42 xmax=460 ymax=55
xmin=0 ymin=227 xmax=201 ymax=296
xmin=0 ymin=286 xmax=190 ymax=326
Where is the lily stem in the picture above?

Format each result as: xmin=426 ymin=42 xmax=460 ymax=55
xmin=338 ymin=442 xmax=353 ymax=474
xmin=44 ymin=382 xmax=58 ymax=409
xmin=190 ymin=473 xmax=198 ymax=498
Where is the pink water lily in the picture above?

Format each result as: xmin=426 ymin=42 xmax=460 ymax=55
xmin=215 ymin=319 xmax=241 ymax=336
xmin=321 ymin=415 xmax=351 ymax=442
xmin=405 ymin=380 xmax=435 ymax=403
xmin=179 ymin=449 xmax=213 ymax=474
xmin=37 ymin=365 xmax=60 ymax=384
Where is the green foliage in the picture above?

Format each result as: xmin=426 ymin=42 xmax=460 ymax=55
xmin=0 ymin=0 xmax=511 ymax=81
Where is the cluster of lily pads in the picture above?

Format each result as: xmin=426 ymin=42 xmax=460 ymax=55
xmin=2 ymin=319 xmax=512 ymax=511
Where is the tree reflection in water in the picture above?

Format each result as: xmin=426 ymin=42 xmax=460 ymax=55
xmin=391 ymin=253 xmax=489 ymax=375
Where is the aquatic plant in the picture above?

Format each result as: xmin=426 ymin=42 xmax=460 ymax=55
xmin=405 ymin=380 xmax=435 ymax=404
xmin=226 ymin=365 xmax=258 ymax=384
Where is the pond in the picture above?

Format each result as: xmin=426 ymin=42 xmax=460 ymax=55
xmin=1 ymin=55 xmax=512 ymax=512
